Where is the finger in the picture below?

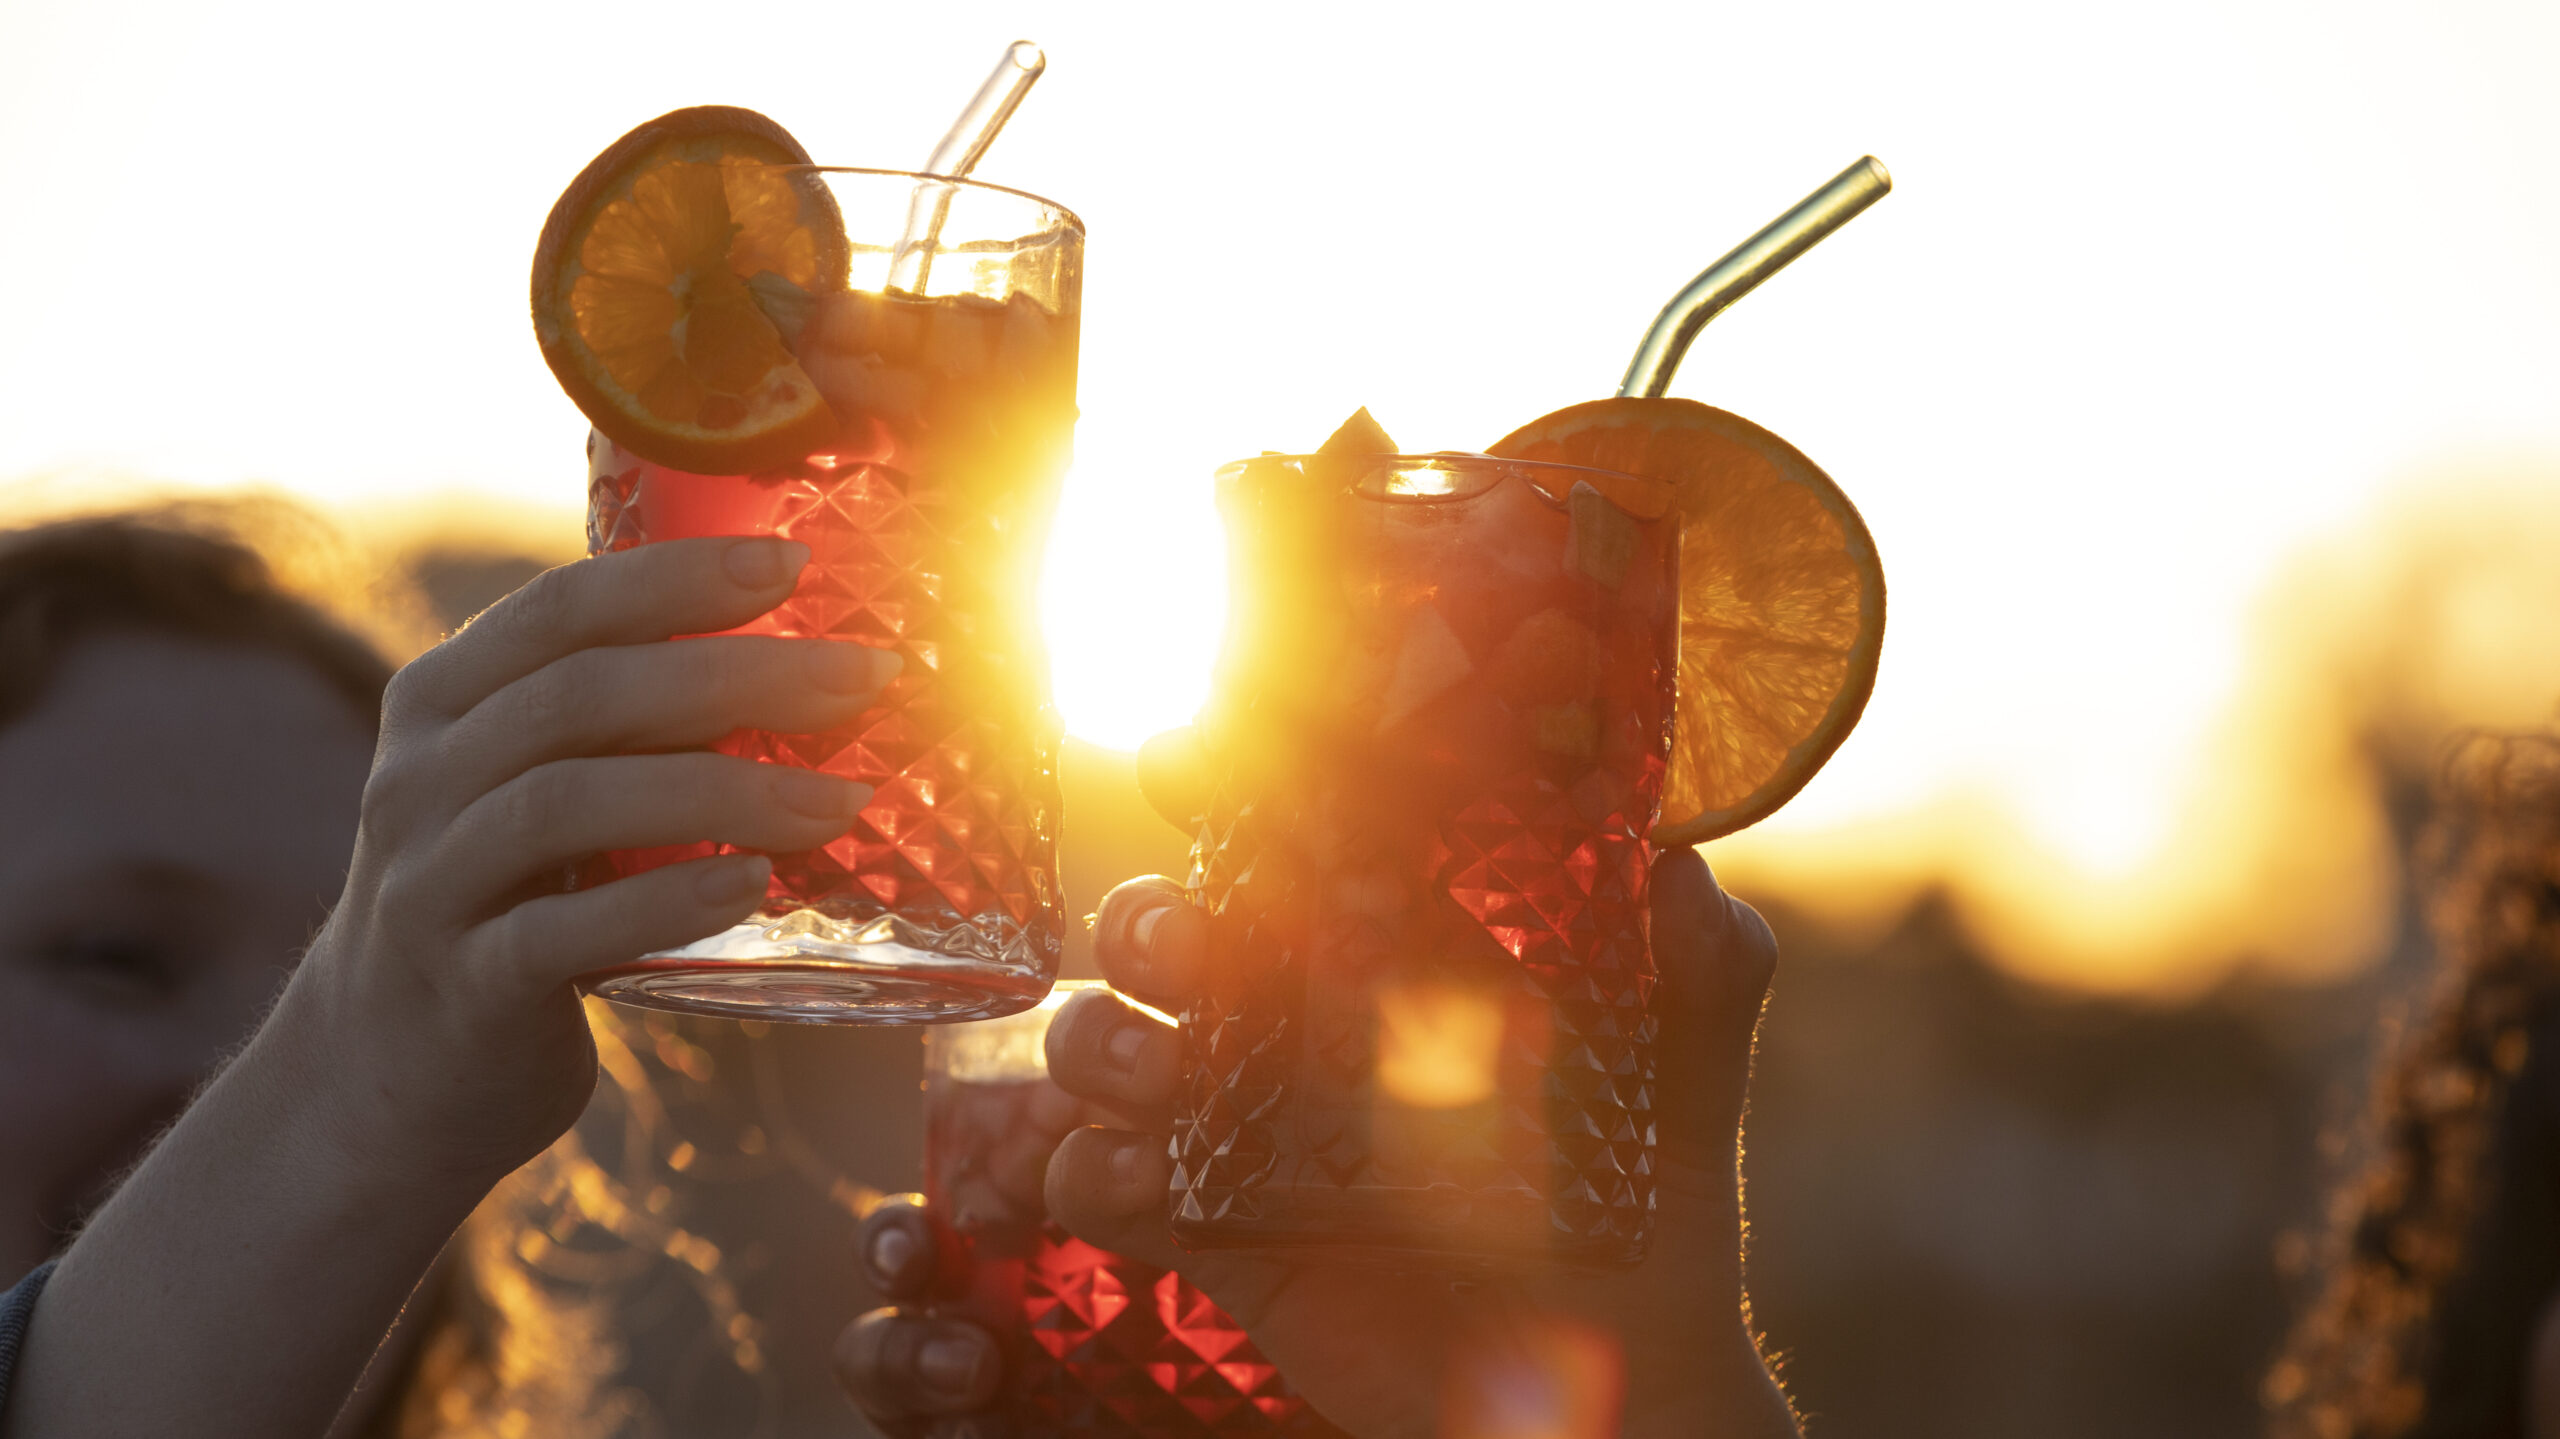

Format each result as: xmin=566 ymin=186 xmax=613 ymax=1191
xmin=1044 ymin=1127 xmax=1301 ymax=1334
xmin=389 ymin=536 xmax=810 ymax=722
xmin=980 ymin=1088 xmax=1075 ymax=1219
xmin=1091 ymin=876 xmax=1208 ymax=1009
xmin=856 ymin=1196 xmax=940 ymax=1302
xmin=1044 ymin=1126 xmax=1187 ymax=1271
xmin=441 ymin=636 xmax=901 ymax=797
xmin=430 ymin=754 xmax=870 ymax=921
xmin=1648 ymin=847 xmax=1779 ymax=1163
xmin=1043 ymin=988 xmax=1180 ymax=1119
xmin=476 ymin=853 xmax=771 ymax=996
xmin=833 ymin=1310 xmax=1002 ymax=1422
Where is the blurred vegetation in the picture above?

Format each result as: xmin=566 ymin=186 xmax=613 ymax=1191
xmin=1746 ymin=893 xmax=2386 ymax=1438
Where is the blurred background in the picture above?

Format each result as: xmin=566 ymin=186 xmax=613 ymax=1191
xmin=5 ymin=0 xmax=2559 ymax=1434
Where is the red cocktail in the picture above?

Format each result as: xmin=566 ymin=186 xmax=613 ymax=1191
xmin=1170 ymin=454 xmax=1679 ymax=1266
xmin=578 ymin=167 xmax=1081 ymax=1024
xmin=925 ymin=985 xmax=1341 ymax=1436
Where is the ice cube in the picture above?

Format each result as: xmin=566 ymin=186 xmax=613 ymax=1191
xmin=1567 ymin=480 xmax=1637 ymax=588
xmin=802 ymin=349 xmax=925 ymax=428
xmin=1407 ymin=467 xmax=1558 ymax=582
xmin=746 ymin=270 xmax=818 ymax=348
xmin=1375 ymin=605 xmax=1475 ymax=731
xmin=1530 ymin=702 xmax=1599 ymax=761
xmin=869 ymin=290 xmax=933 ymax=361
xmin=1318 ymin=407 xmax=1399 ymax=456
xmin=998 ymin=292 xmax=1058 ymax=373
xmin=1330 ymin=634 xmax=1395 ymax=709
xmin=1491 ymin=607 xmax=1599 ymax=704
xmin=924 ymin=293 xmax=1005 ymax=378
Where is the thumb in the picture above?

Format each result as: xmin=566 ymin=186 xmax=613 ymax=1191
xmin=1648 ymin=846 xmax=1779 ymax=1170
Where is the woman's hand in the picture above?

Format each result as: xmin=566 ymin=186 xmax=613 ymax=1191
xmin=2 ymin=536 xmax=900 ymax=1439
xmin=283 ymin=534 xmax=898 ymax=1184
xmin=1044 ymin=848 xmax=1797 ymax=1439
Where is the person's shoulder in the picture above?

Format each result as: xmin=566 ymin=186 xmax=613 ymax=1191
xmin=0 ymin=1260 xmax=61 ymax=1413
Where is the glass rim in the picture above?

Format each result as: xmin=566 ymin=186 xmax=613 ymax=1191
xmin=789 ymin=165 xmax=1086 ymax=238
xmin=1215 ymin=452 xmax=1675 ymax=516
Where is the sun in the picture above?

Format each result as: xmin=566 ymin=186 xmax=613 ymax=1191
xmin=1038 ymin=460 xmax=1227 ymax=752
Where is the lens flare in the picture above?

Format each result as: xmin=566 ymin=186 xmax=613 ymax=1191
xmin=1376 ymin=980 xmax=1507 ymax=1109
xmin=1441 ymin=1315 xmax=1625 ymax=1439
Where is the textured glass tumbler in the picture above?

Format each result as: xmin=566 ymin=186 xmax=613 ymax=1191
xmin=1170 ymin=455 xmax=1679 ymax=1266
xmin=924 ymin=983 xmax=1342 ymax=1436
xmin=581 ymin=168 xmax=1081 ymax=1025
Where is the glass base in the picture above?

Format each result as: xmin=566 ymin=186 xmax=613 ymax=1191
xmin=581 ymin=906 xmax=1055 ymax=1025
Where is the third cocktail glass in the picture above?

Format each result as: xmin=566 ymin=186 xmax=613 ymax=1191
xmin=927 ymin=983 xmax=1342 ymax=1435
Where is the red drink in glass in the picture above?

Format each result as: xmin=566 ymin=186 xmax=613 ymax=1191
xmin=1169 ymin=455 xmax=1679 ymax=1266
xmin=925 ymin=986 xmax=1343 ymax=1437
xmin=580 ymin=168 xmax=1081 ymax=1024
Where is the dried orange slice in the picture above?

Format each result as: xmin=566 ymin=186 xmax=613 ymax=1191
xmin=1489 ymin=398 xmax=1884 ymax=845
xmin=531 ymin=106 xmax=848 ymax=474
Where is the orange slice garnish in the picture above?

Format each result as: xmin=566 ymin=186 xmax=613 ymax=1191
xmin=531 ymin=105 xmax=848 ymax=474
xmin=1489 ymin=397 xmax=1884 ymax=845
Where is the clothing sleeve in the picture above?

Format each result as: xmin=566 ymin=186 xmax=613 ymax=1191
xmin=0 ymin=1260 xmax=57 ymax=1416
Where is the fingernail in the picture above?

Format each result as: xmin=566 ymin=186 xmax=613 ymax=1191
xmin=808 ymin=642 xmax=900 ymax=695
xmin=724 ymin=538 xmax=809 ymax=589
xmin=775 ymin=767 xmax=873 ymax=820
xmin=867 ymin=1224 xmax=915 ymax=1281
xmin=919 ymin=1335 xmax=986 ymax=1393
xmin=1109 ymin=1135 xmax=1151 ymax=1186
xmin=696 ymin=855 xmax=771 ymax=904
xmin=1130 ymin=900 xmax=1171 ymax=953
xmin=1105 ymin=1021 xmax=1150 ymax=1076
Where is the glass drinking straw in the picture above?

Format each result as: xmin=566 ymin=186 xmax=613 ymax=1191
xmin=1618 ymin=155 xmax=1892 ymax=397
xmin=887 ymin=40 xmax=1047 ymax=297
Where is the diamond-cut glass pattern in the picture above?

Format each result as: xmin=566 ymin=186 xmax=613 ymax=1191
xmin=1170 ymin=460 xmax=1679 ymax=1266
xmin=585 ymin=432 xmax=1063 ymax=978
xmin=1009 ymin=1226 xmax=1334 ymax=1436
xmin=929 ymin=1074 xmax=1341 ymax=1436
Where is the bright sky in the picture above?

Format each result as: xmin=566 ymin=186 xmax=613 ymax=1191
xmin=5 ymin=0 xmax=2558 ymax=962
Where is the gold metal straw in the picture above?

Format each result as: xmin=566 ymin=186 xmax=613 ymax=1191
xmin=1617 ymin=156 xmax=1892 ymax=398
xmin=888 ymin=41 xmax=1047 ymax=296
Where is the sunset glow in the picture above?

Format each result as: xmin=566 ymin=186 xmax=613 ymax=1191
xmin=5 ymin=0 xmax=2557 ymax=989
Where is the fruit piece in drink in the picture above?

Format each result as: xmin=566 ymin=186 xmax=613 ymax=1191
xmin=1490 ymin=396 xmax=1884 ymax=844
xmin=532 ymin=106 xmax=849 ymax=476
